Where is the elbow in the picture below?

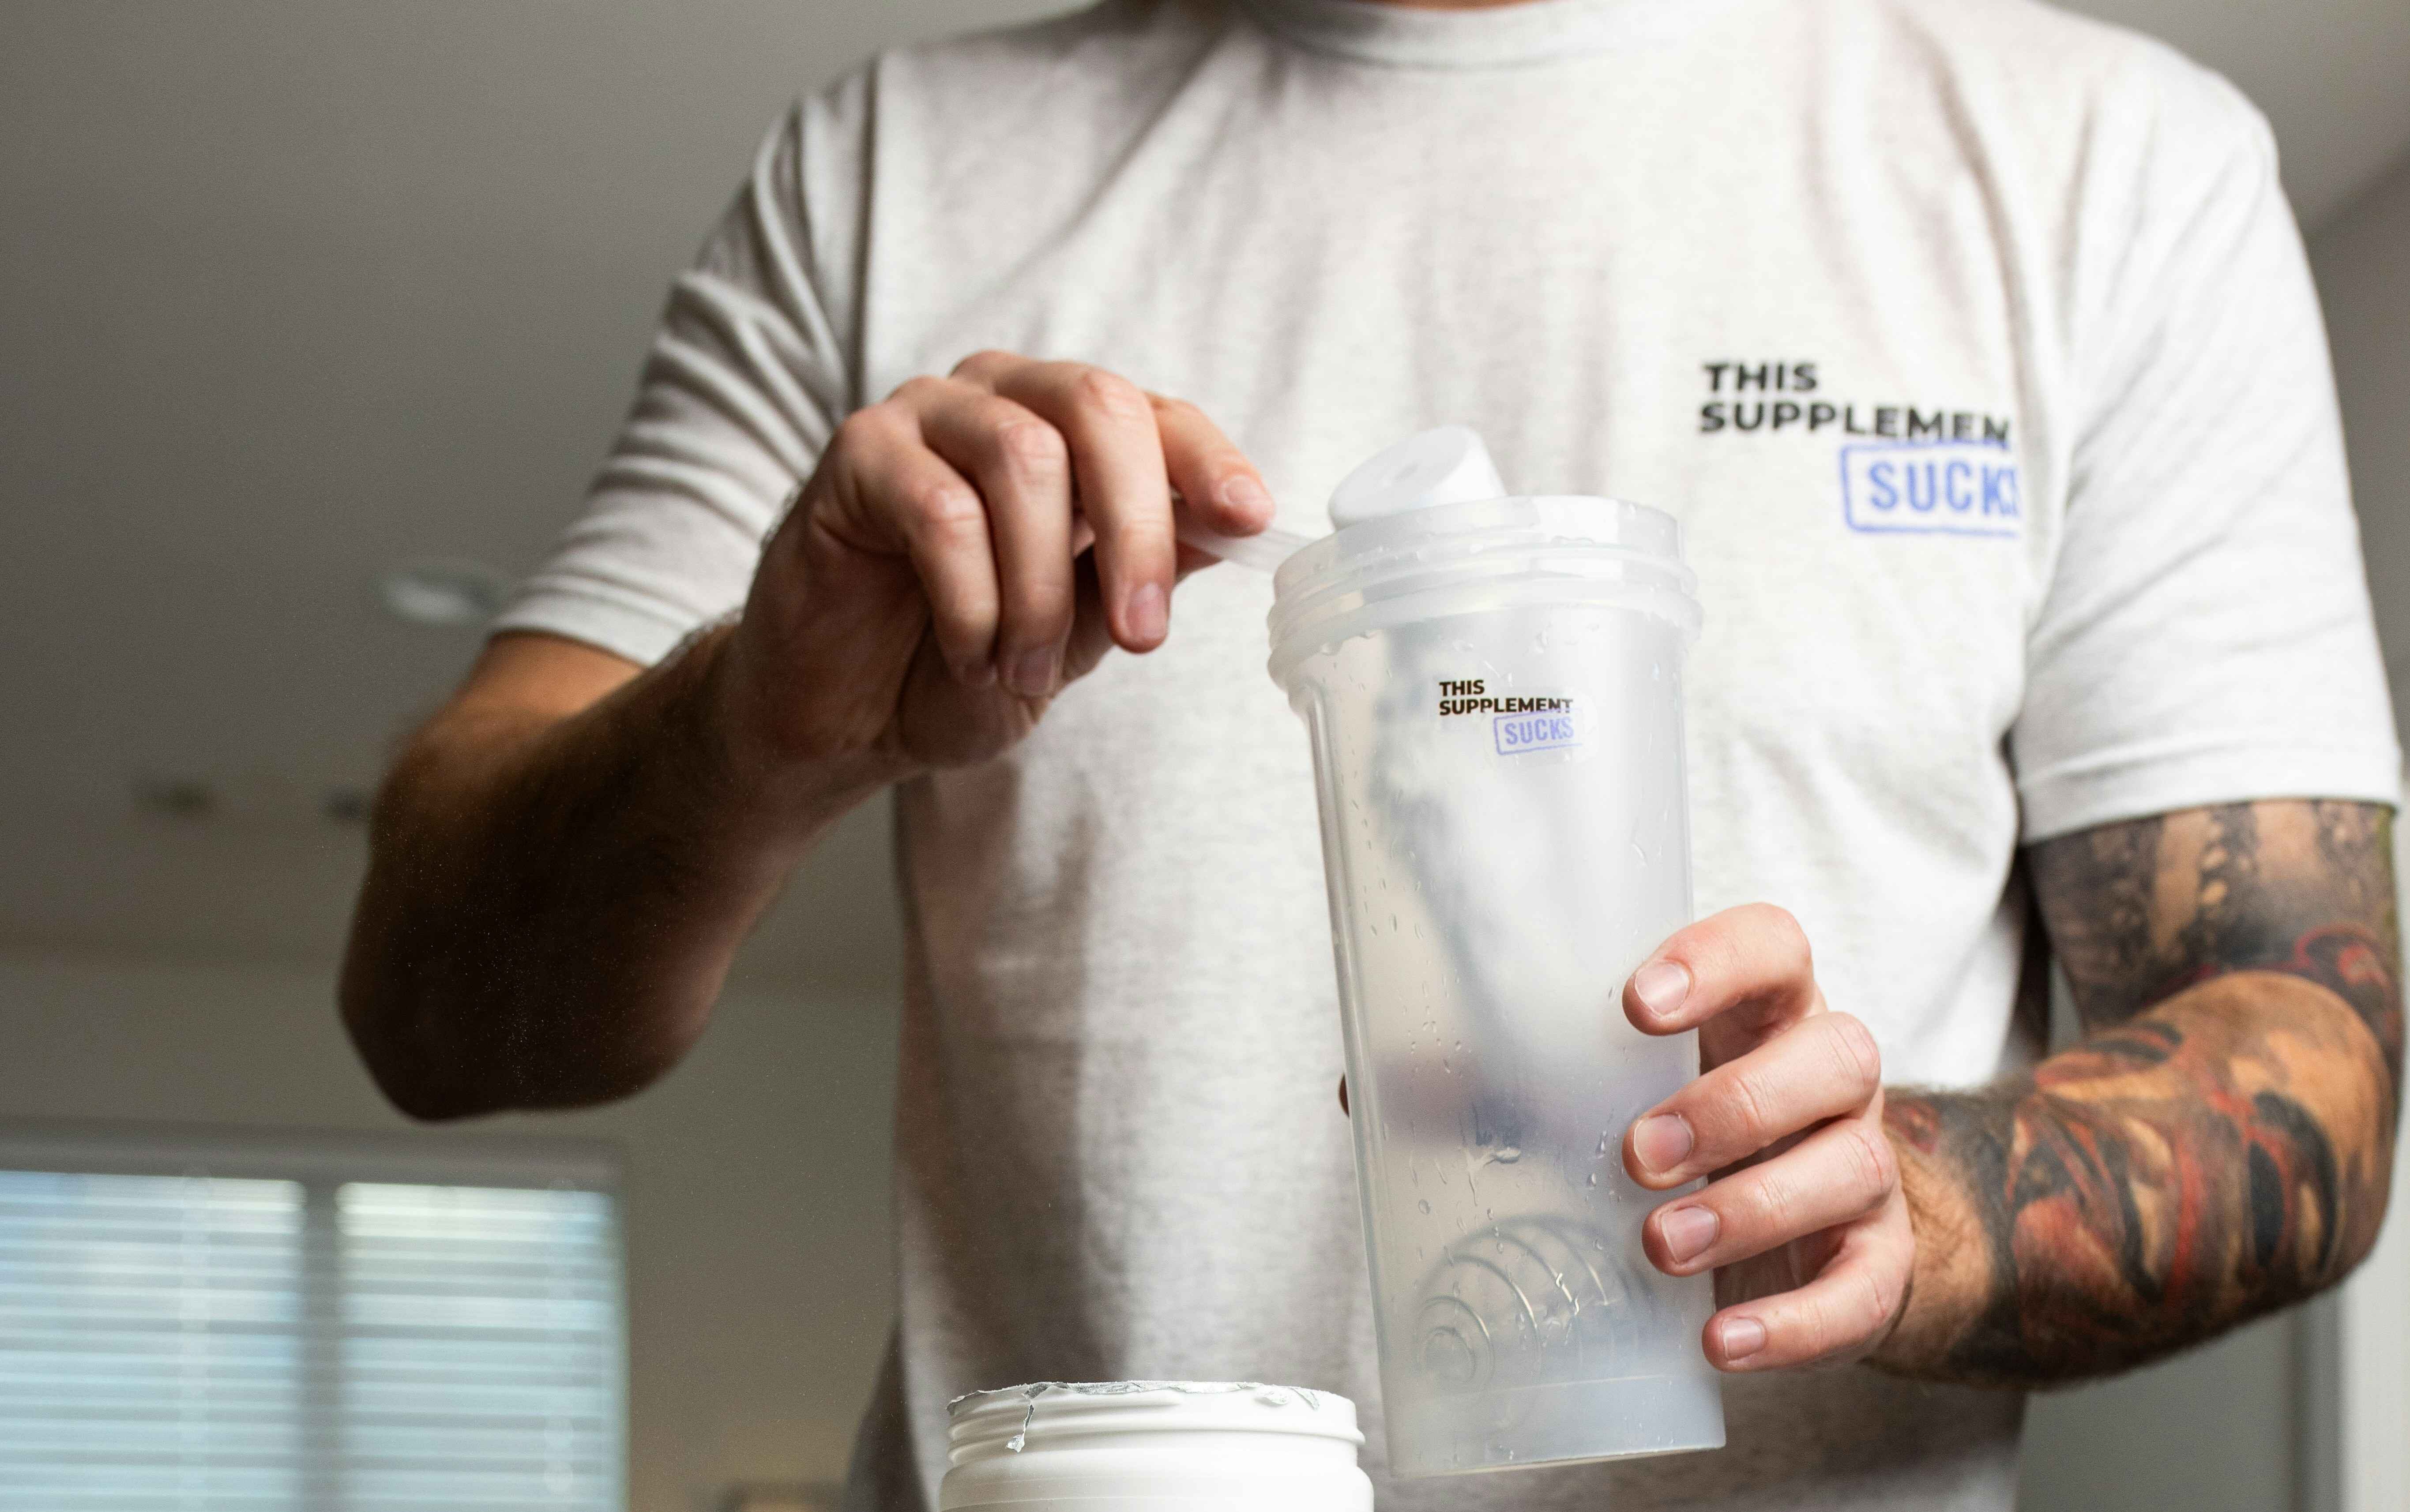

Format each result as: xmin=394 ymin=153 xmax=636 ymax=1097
xmin=337 ymin=979 xmax=483 ymax=1123
xmin=2288 ymin=1085 xmax=2398 ymax=1300
xmin=361 ymin=1049 xmax=487 ymax=1124
xmin=369 ymin=1071 xmax=486 ymax=1126
xmin=337 ymin=934 xmax=692 ymax=1120
xmin=336 ymin=931 xmax=496 ymax=1124
xmin=2320 ymin=1132 xmax=2398 ymax=1291
xmin=337 ymin=790 xmax=484 ymax=1121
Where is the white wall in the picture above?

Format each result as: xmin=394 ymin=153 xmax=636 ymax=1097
xmin=2308 ymin=150 xmax=2410 ymax=1512
xmin=2023 ymin=1320 xmax=2304 ymax=1512
xmin=0 ymin=953 xmax=902 ymax=1512
xmin=2316 ymin=153 xmax=2410 ymax=721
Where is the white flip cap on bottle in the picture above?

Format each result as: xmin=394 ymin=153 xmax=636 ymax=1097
xmin=1326 ymin=425 xmax=1509 ymax=527
xmin=1174 ymin=426 xmax=1509 ymax=573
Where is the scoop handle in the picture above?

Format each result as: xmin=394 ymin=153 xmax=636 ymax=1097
xmin=1176 ymin=517 xmax=1313 ymax=574
xmin=1167 ymin=488 xmax=1312 ymax=573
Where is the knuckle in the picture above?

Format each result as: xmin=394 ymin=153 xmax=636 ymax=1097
xmin=1754 ymin=903 xmax=1812 ymax=970
xmin=1794 ymin=1295 xmax=1849 ymax=1361
xmin=1681 ymin=911 xmax=1737 ymax=955
xmin=1103 ymin=514 xmax=1176 ymax=559
xmin=1787 ymin=1296 xmax=1835 ymax=1358
xmin=1719 ymin=1069 xmax=1777 ymax=1149
xmin=834 ymin=406 xmax=898 ymax=453
xmin=951 ymin=348 xmax=1017 ymax=378
xmin=1005 ymin=575 xmax=1075 ymax=635
xmin=1691 ymin=909 xmax=1763 ymax=987
xmin=888 ymin=373 xmax=947 ymax=405
xmin=906 ymin=479 xmax=984 ymax=539
xmin=992 ymin=417 xmax=1069 ymax=476
xmin=1155 ymin=396 xmax=1219 ymax=444
xmin=1072 ymin=367 xmax=1150 ymax=423
xmin=1751 ymin=1167 xmax=1802 ymax=1237
xmin=1192 ymin=445 xmax=1252 ymax=487
xmin=1855 ymin=1263 xmax=1903 ymax=1335
xmin=1841 ymin=1123 xmax=1899 ymax=1205
xmin=1826 ymin=1013 xmax=1883 ymax=1094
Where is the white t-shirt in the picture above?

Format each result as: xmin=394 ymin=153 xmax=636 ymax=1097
xmin=495 ymin=0 xmax=2400 ymax=1505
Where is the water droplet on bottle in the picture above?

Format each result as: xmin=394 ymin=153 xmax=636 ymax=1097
xmin=1418 ymin=1199 xmax=1432 ymax=1214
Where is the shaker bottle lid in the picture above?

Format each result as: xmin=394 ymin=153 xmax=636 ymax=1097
xmin=1327 ymin=425 xmax=1508 ymax=528
xmin=1267 ymin=425 xmax=1698 ymax=689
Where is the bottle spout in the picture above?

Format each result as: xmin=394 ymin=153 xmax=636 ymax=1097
xmin=1327 ymin=426 xmax=1508 ymax=529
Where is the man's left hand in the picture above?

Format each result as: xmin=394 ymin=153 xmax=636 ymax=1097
xmin=1621 ymin=903 xmax=1915 ymax=1371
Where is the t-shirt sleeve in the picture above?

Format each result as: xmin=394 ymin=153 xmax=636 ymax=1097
xmin=2010 ymin=78 xmax=2400 ymax=842
xmin=491 ymin=78 xmax=869 ymax=666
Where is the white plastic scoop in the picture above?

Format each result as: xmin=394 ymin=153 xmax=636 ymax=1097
xmin=1174 ymin=514 xmax=1317 ymax=573
xmin=1174 ymin=426 xmax=1509 ymax=573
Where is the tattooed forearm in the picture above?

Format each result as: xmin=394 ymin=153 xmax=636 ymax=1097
xmin=2040 ymin=801 xmax=2400 ymax=1055
xmin=1875 ymin=801 xmax=2401 ymax=1386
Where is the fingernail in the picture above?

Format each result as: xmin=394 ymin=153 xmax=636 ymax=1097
xmin=1659 ymin=1205 xmax=1718 ymax=1264
xmin=1717 ymin=1316 xmax=1767 ymax=1362
xmin=1125 ymin=581 xmax=1167 ymax=643
xmin=1008 ymin=645 xmax=1059 ymax=698
xmin=1632 ymin=1113 xmax=1694 ymax=1174
xmin=1219 ymin=474 xmax=1273 ymax=523
xmin=1631 ymin=960 xmax=1691 ymax=1022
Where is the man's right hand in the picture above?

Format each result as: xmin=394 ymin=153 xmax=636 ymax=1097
xmin=709 ymin=350 xmax=1274 ymax=789
xmin=340 ymin=352 xmax=1267 ymax=1116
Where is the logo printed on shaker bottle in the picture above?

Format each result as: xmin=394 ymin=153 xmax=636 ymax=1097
xmin=1436 ymin=678 xmax=1597 ymax=762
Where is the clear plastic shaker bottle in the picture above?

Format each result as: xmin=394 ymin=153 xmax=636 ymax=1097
xmin=1266 ymin=428 xmax=1723 ymax=1476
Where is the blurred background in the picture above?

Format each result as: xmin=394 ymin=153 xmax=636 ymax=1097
xmin=2 ymin=1 xmax=2406 ymax=1508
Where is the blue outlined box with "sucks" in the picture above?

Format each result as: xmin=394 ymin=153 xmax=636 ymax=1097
xmin=1839 ymin=442 xmax=2021 ymax=538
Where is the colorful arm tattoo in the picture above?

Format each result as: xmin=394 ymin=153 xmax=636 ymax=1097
xmin=1877 ymin=801 xmax=2402 ymax=1385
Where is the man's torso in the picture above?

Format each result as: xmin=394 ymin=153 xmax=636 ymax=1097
xmin=835 ymin=0 xmax=2203 ymax=1504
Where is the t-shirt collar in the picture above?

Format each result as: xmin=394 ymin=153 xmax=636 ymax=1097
xmin=1233 ymin=0 xmax=1638 ymax=68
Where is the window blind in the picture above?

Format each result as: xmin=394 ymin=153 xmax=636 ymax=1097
xmin=337 ymin=1184 xmax=618 ymax=1511
xmin=0 ymin=1143 xmax=622 ymax=1512
xmin=0 ymin=1172 xmax=305 ymax=1510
